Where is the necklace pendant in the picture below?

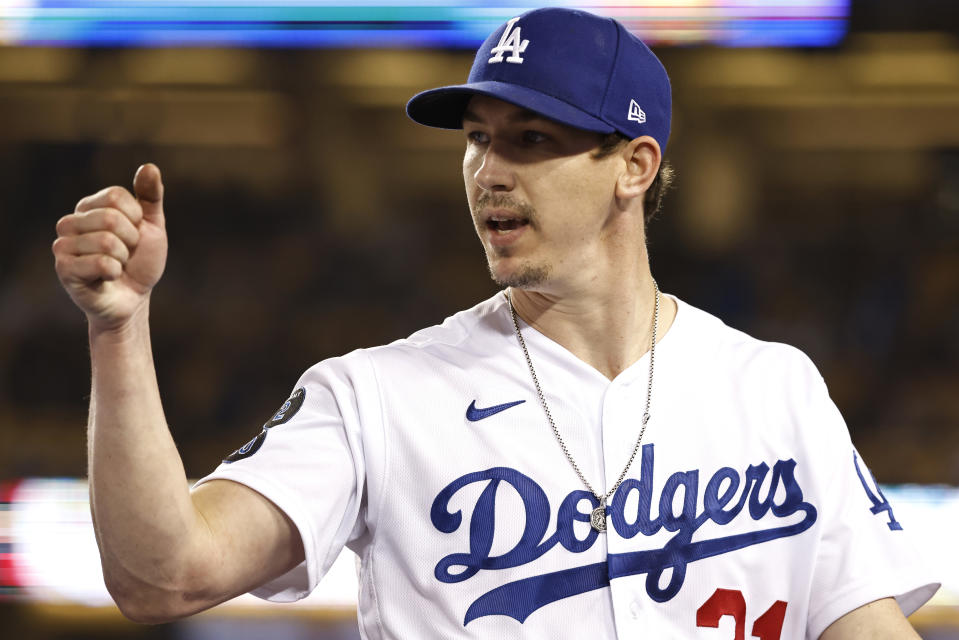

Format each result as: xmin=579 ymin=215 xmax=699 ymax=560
xmin=590 ymin=502 xmax=607 ymax=533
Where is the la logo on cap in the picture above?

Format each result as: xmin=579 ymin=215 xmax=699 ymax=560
xmin=488 ymin=17 xmax=529 ymax=64
xmin=628 ymin=99 xmax=647 ymax=124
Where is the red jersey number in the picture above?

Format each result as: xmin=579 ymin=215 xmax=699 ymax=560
xmin=696 ymin=588 xmax=787 ymax=640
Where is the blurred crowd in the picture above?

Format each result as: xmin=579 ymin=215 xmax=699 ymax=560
xmin=1 ymin=45 xmax=958 ymax=488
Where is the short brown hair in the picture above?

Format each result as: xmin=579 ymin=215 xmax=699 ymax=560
xmin=592 ymin=132 xmax=674 ymax=224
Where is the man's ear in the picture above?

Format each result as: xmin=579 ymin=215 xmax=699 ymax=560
xmin=615 ymin=136 xmax=661 ymax=201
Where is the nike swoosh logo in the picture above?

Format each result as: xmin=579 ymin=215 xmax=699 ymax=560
xmin=466 ymin=399 xmax=525 ymax=422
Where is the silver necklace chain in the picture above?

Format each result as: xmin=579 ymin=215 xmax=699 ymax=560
xmin=506 ymin=280 xmax=659 ymax=532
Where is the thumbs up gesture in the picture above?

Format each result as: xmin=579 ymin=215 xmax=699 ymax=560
xmin=53 ymin=164 xmax=169 ymax=331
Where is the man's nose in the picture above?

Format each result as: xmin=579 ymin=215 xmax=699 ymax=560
xmin=474 ymin=144 xmax=515 ymax=192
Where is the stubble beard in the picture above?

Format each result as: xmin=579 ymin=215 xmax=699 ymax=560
xmin=487 ymin=255 xmax=551 ymax=289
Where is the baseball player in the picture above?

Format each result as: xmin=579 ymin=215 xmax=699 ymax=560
xmin=53 ymin=7 xmax=936 ymax=639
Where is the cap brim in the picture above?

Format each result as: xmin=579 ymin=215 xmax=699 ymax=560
xmin=406 ymin=81 xmax=615 ymax=135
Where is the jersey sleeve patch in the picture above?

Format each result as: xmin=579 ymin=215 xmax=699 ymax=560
xmin=222 ymin=387 xmax=307 ymax=463
xmin=224 ymin=429 xmax=267 ymax=463
xmin=264 ymin=387 xmax=306 ymax=429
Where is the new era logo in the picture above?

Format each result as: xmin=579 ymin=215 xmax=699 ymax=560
xmin=628 ymin=99 xmax=646 ymax=124
xmin=489 ymin=17 xmax=529 ymax=64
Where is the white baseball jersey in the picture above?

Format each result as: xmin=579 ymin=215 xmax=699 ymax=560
xmin=196 ymin=292 xmax=938 ymax=639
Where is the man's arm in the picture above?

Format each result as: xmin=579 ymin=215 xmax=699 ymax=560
xmin=819 ymin=598 xmax=922 ymax=640
xmin=54 ymin=164 xmax=303 ymax=623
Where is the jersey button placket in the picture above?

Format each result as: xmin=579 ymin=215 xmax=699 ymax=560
xmin=601 ymin=378 xmax=636 ymax=637
xmin=599 ymin=377 xmax=646 ymax=555
xmin=603 ymin=372 xmax=653 ymax=638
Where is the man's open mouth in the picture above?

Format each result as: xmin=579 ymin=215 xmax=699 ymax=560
xmin=486 ymin=217 xmax=529 ymax=233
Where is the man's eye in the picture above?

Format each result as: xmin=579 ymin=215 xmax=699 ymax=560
xmin=466 ymin=130 xmax=488 ymax=144
xmin=522 ymin=130 xmax=548 ymax=144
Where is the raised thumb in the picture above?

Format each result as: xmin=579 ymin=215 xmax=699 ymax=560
xmin=133 ymin=163 xmax=164 ymax=222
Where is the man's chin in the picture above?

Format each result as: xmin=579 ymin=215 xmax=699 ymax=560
xmin=488 ymin=261 xmax=551 ymax=289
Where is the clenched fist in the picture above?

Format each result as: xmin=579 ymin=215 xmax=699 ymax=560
xmin=53 ymin=164 xmax=168 ymax=332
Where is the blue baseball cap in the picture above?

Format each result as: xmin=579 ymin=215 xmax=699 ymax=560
xmin=406 ymin=7 xmax=672 ymax=153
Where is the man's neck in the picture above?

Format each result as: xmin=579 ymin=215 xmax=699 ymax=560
xmin=507 ymin=269 xmax=677 ymax=381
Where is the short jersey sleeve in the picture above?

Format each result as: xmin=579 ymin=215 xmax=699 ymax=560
xmin=193 ymin=354 xmax=371 ymax=603
xmin=804 ymin=369 xmax=939 ymax=638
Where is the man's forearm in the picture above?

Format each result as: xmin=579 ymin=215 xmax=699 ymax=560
xmin=87 ymin=304 xmax=206 ymax=619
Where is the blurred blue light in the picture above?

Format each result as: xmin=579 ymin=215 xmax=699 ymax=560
xmin=0 ymin=1 xmax=850 ymax=49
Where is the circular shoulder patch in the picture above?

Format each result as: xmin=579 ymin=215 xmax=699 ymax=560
xmin=223 ymin=429 xmax=267 ymax=463
xmin=222 ymin=388 xmax=306 ymax=464
xmin=264 ymin=387 xmax=306 ymax=429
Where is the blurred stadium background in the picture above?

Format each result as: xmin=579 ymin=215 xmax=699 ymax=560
xmin=1 ymin=0 xmax=958 ymax=638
